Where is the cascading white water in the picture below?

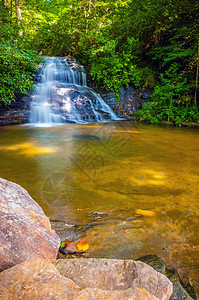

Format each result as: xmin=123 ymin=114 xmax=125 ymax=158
xmin=29 ymin=57 xmax=118 ymax=126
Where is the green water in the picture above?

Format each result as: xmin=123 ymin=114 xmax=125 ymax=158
xmin=0 ymin=121 xmax=199 ymax=294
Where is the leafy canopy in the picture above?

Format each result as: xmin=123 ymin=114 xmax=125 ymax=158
xmin=0 ymin=0 xmax=198 ymax=125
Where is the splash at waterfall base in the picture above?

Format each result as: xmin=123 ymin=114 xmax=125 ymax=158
xmin=0 ymin=56 xmax=148 ymax=126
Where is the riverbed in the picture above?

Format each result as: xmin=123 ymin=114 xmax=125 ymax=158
xmin=0 ymin=121 xmax=198 ymax=296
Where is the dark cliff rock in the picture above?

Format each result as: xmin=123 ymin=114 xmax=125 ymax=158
xmin=0 ymin=93 xmax=32 ymax=126
xmin=100 ymin=85 xmax=152 ymax=118
xmin=86 ymin=73 xmax=152 ymax=119
xmin=0 ymin=64 xmax=43 ymax=126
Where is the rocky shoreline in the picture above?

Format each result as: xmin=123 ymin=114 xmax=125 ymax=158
xmin=0 ymin=177 xmax=174 ymax=299
xmin=0 ymin=86 xmax=198 ymax=128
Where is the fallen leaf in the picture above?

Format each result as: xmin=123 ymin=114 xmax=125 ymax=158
xmin=76 ymin=240 xmax=89 ymax=251
xmin=60 ymin=240 xmax=69 ymax=249
xmin=135 ymin=209 xmax=156 ymax=217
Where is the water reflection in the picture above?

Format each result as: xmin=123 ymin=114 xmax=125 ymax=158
xmin=0 ymin=121 xmax=199 ymax=295
xmin=1 ymin=143 xmax=57 ymax=156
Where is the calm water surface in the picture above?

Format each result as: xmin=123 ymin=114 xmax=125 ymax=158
xmin=0 ymin=121 xmax=199 ymax=292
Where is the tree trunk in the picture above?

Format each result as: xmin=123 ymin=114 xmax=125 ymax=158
xmin=1 ymin=0 xmax=9 ymax=22
xmin=10 ymin=0 xmax=12 ymax=19
xmin=194 ymin=45 xmax=199 ymax=105
xmin=88 ymin=0 xmax=91 ymax=12
xmin=15 ymin=0 xmax=22 ymax=35
xmin=85 ymin=0 xmax=91 ymax=33
xmin=94 ymin=0 xmax=96 ymax=16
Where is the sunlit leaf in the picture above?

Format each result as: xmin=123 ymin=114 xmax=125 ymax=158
xmin=135 ymin=209 xmax=156 ymax=217
xmin=60 ymin=240 xmax=69 ymax=248
xmin=76 ymin=240 xmax=89 ymax=251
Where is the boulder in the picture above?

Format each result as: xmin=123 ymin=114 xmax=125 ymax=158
xmin=169 ymin=246 xmax=199 ymax=298
xmin=53 ymin=258 xmax=173 ymax=300
xmin=0 ymin=257 xmax=171 ymax=299
xmin=0 ymin=178 xmax=60 ymax=271
xmin=137 ymin=255 xmax=193 ymax=300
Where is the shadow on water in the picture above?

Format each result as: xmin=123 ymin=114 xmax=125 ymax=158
xmin=72 ymin=134 xmax=103 ymax=140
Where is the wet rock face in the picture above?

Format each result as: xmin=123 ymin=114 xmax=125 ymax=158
xmin=51 ymin=85 xmax=113 ymax=123
xmin=169 ymin=246 xmax=199 ymax=299
xmin=0 ymin=178 xmax=60 ymax=271
xmin=0 ymin=257 xmax=172 ymax=300
xmin=137 ymin=255 xmax=194 ymax=300
xmin=93 ymin=84 xmax=152 ymax=118
xmin=0 ymin=95 xmax=31 ymax=126
xmin=53 ymin=258 xmax=173 ymax=300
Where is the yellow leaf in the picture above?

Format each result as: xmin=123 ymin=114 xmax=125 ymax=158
xmin=76 ymin=240 xmax=89 ymax=251
xmin=135 ymin=209 xmax=156 ymax=217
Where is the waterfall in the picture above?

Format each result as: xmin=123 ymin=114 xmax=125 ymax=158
xmin=29 ymin=57 xmax=118 ymax=126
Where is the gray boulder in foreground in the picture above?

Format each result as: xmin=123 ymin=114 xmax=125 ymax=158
xmin=0 ymin=178 xmax=60 ymax=271
xmin=0 ymin=257 xmax=173 ymax=300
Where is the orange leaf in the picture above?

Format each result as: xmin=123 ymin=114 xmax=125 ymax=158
xmin=60 ymin=240 xmax=69 ymax=248
xmin=76 ymin=240 xmax=89 ymax=251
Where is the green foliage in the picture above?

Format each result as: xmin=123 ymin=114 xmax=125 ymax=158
xmin=0 ymin=0 xmax=198 ymax=127
xmin=135 ymin=60 xmax=199 ymax=126
xmin=0 ymin=0 xmax=43 ymax=105
xmin=134 ymin=101 xmax=199 ymax=126
xmin=152 ymin=63 xmax=192 ymax=104
xmin=0 ymin=41 xmax=41 ymax=104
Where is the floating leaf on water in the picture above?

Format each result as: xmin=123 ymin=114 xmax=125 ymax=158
xmin=60 ymin=240 xmax=69 ymax=248
xmin=76 ymin=240 xmax=89 ymax=251
xmin=135 ymin=209 xmax=156 ymax=217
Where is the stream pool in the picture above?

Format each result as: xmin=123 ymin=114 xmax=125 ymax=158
xmin=0 ymin=121 xmax=198 ymax=295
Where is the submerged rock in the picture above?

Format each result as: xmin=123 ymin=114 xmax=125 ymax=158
xmin=0 ymin=257 xmax=172 ymax=300
xmin=0 ymin=178 xmax=60 ymax=271
xmin=137 ymin=255 xmax=194 ymax=300
xmin=169 ymin=246 xmax=199 ymax=299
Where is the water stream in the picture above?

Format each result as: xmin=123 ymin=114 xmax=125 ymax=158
xmin=29 ymin=57 xmax=118 ymax=126
xmin=0 ymin=57 xmax=199 ymax=296
xmin=0 ymin=121 xmax=198 ymax=296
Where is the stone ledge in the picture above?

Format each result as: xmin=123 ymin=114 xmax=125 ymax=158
xmin=0 ymin=257 xmax=173 ymax=300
